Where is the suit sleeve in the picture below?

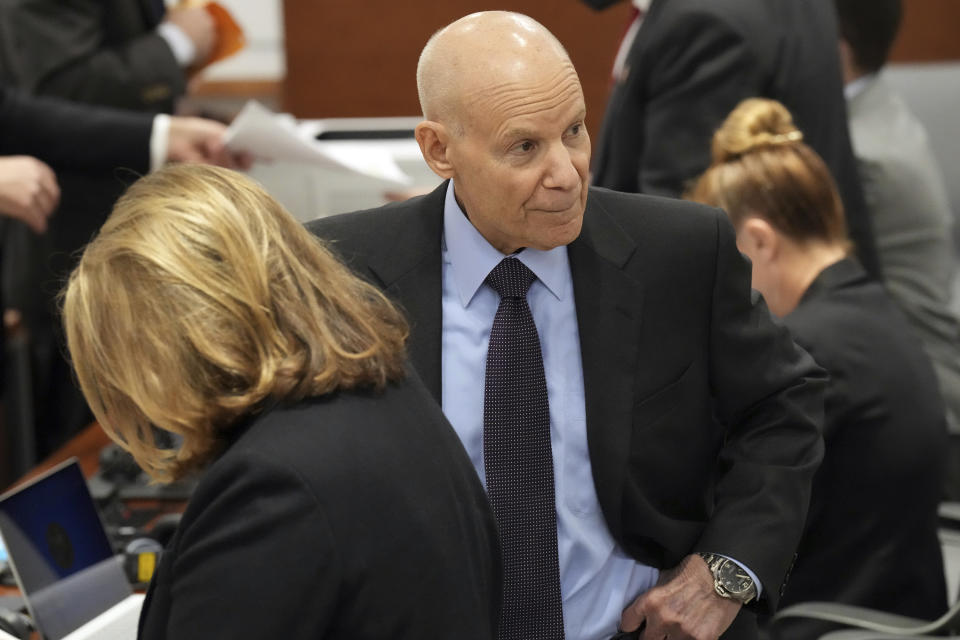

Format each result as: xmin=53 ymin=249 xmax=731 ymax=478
xmin=161 ymin=452 xmax=340 ymax=639
xmin=638 ymin=8 xmax=766 ymax=198
xmin=2 ymin=0 xmax=185 ymax=112
xmin=697 ymin=210 xmax=826 ymax=612
xmin=0 ymin=85 xmax=152 ymax=172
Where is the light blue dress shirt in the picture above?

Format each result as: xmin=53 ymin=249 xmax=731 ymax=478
xmin=440 ymin=181 xmax=658 ymax=640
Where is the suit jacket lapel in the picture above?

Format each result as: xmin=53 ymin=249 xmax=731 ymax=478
xmin=362 ymin=183 xmax=646 ymax=539
xmin=365 ymin=183 xmax=446 ymax=402
xmin=569 ymin=194 xmax=645 ymax=538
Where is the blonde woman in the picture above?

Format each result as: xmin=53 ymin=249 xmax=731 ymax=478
xmin=689 ymin=98 xmax=948 ymax=639
xmin=61 ymin=165 xmax=500 ymax=640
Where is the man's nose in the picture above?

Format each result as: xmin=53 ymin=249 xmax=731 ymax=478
xmin=543 ymin=143 xmax=581 ymax=191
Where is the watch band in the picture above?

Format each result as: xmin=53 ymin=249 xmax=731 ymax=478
xmin=697 ymin=552 xmax=757 ymax=605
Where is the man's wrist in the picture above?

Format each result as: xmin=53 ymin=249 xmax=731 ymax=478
xmin=149 ymin=114 xmax=171 ymax=172
xmin=157 ymin=21 xmax=197 ymax=67
xmin=698 ymin=552 xmax=760 ymax=604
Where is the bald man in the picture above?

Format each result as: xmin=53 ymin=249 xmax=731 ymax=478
xmin=310 ymin=12 xmax=825 ymax=640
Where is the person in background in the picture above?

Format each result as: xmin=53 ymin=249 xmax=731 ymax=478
xmin=61 ymin=164 xmax=501 ymax=640
xmin=0 ymin=83 xmax=245 ymax=201
xmin=0 ymin=0 xmax=216 ymax=112
xmin=835 ymin=0 xmax=960 ymax=500
xmin=583 ymin=0 xmax=881 ymax=280
xmin=312 ymin=11 xmax=826 ymax=640
xmin=688 ymin=97 xmax=948 ymax=640
xmin=0 ymin=0 xmax=231 ymax=460
xmin=0 ymin=83 xmax=247 ymax=460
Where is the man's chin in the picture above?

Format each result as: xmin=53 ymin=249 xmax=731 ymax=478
xmin=529 ymin=216 xmax=584 ymax=250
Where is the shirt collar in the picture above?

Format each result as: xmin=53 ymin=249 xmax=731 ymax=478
xmin=442 ymin=180 xmax=569 ymax=307
xmin=844 ymin=72 xmax=877 ymax=101
xmin=633 ymin=0 xmax=652 ymax=11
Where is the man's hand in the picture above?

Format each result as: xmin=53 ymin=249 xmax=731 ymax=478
xmin=620 ymin=554 xmax=741 ymax=640
xmin=167 ymin=117 xmax=252 ymax=169
xmin=165 ymin=6 xmax=217 ymax=65
xmin=0 ymin=156 xmax=59 ymax=233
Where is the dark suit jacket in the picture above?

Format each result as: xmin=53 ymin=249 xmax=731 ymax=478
xmin=0 ymin=84 xmax=151 ymax=173
xmin=139 ymin=374 xmax=502 ymax=640
xmin=309 ymin=182 xmax=827 ymax=638
xmin=0 ymin=83 xmax=153 ymax=456
xmin=770 ymin=259 xmax=948 ymax=640
xmin=0 ymin=0 xmax=174 ymax=457
xmin=0 ymin=0 xmax=184 ymax=112
xmin=591 ymin=0 xmax=881 ymax=278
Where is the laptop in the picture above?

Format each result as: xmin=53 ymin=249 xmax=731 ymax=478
xmin=0 ymin=458 xmax=143 ymax=640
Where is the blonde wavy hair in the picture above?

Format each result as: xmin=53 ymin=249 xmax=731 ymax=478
xmin=687 ymin=98 xmax=850 ymax=249
xmin=61 ymin=165 xmax=409 ymax=482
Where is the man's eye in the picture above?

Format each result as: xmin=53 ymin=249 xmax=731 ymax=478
xmin=568 ymin=123 xmax=582 ymax=136
xmin=517 ymin=141 xmax=535 ymax=152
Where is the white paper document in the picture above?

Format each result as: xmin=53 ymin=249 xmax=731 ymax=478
xmin=224 ymin=101 xmax=412 ymax=185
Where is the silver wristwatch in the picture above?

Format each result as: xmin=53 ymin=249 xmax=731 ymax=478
xmin=697 ymin=552 xmax=758 ymax=605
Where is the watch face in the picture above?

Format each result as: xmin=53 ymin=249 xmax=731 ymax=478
xmin=717 ymin=560 xmax=754 ymax=595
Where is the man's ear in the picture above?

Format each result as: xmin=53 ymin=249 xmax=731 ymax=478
xmin=740 ymin=216 xmax=779 ymax=264
xmin=416 ymin=121 xmax=455 ymax=179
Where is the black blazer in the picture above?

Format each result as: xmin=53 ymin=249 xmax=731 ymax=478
xmin=0 ymin=0 xmax=185 ymax=112
xmin=0 ymin=84 xmax=151 ymax=173
xmin=138 ymin=374 xmax=501 ymax=640
xmin=770 ymin=259 xmax=948 ymax=640
xmin=591 ymin=0 xmax=880 ymax=279
xmin=309 ymin=182 xmax=826 ymax=637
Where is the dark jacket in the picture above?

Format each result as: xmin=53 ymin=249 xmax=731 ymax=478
xmin=771 ymin=259 xmax=948 ymax=639
xmin=139 ymin=373 xmax=502 ymax=640
xmin=0 ymin=0 xmax=184 ymax=113
xmin=592 ymin=0 xmax=880 ymax=278
xmin=309 ymin=182 xmax=827 ymax=639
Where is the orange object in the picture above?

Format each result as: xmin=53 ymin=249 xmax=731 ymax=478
xmin=204 ymin=2 xmax=245 ymax=64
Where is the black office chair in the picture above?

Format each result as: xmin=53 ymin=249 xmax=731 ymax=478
xmin=773 ymin=599 xmax=960 ymax=638
xmin=772 ymin=502 xmax=960 ymax=639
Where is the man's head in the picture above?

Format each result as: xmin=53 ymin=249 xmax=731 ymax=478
xmin=415 ymin=11 xmax=590 ymax=254
xmin=835 ymin=0 xmax=902 ymax=82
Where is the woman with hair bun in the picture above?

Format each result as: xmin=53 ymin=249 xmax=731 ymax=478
xmin=689 ymin=98 xmax=948 ymax=639
xmin=61 ymin=164 xmax=500 ymax=640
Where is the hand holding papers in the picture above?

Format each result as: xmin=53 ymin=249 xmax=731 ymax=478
xmin=224 ymin=101 xmax=413 ymax=184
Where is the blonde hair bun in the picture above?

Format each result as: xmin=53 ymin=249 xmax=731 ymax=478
xmin=711 ymin=98 xmax=804 ymax=163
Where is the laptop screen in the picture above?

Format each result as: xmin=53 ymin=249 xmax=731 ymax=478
xmin=0 ymin=459 xmax=132 ymax=640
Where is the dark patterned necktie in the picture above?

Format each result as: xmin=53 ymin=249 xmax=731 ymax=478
xmin=483 ymin=257 xmax=565 ymax=640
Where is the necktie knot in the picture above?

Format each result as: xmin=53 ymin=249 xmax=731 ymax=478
xmin=486 ymin=258 xmax=536 ymax=300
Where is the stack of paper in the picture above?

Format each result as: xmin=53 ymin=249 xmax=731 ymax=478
xmin=224 ymin=101 xmax=412 ymax=185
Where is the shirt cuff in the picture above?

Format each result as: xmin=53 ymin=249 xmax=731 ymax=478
xmin=149 ymin=114 xmax=171 ymax=172
xmin=717 ymin=554 xmax=763 ymax=598
xmin=156 ymin=21 xmax=197 ymax=67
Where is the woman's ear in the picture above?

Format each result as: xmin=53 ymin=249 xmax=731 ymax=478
xmin=738 ymin=216 xmax=779 ymax=265
xmin=415 ymin=121 xmax=455 ymax=179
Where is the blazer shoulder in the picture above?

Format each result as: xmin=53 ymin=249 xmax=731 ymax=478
xmin=307 ymin=198 xmax=415 ymax=241
xmin=307 ymin=185 xmax=443 ymax=250
xmin=587 ymin=186 xmax=726 ymax=237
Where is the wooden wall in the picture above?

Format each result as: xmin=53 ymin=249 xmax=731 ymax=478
xmin=282 ymin=1 xmax=633 ymax=136
xmin=889 ymin=0 xmax=960 ymax=62
xmin=281 ymin=0 xmax=960 ymax=132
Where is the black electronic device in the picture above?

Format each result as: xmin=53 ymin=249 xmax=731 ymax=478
xmin=90 ymin=443 xmax=196 ymax=503
xmin=0 ymin=606 xmax=32 ymax=639
xmin=0 ymin=458 xmax=135 ymax=640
